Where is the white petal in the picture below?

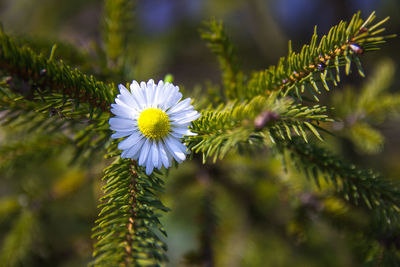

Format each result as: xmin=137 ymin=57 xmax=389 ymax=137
xmin=140 ymin=82 xmax=147 ymax=103
xmin=145 ymin=141 xmax=156 ymax=175
xmin=154 ymin=80 xmax=164 ymax=107
xmin=145 ymin=157 xmax=154 ymax=175
xmin=168 ymin=106 xmax=194 ymax=118
xmin=111 ymin=104 xmax=137 ymax=119
xmin=158 ymin=141 xmax=170 ymax=168
xmin=165 ymin=92 xmax=182 ymax=110
xmin=166 ymin=148 xmax=173 ymax=166
xmin=118 ymin=94 xmax=138 ymax=110
xmin=169 ymin=132 xmax=184 ymax=139
xmin=118 ymin=132 xmax=142 ymax=150
xmin=130 ymin=81 xmax=146 ymax=108
xmin=164 ymin=136 xmax=187 ymax=162
xmin=162 ymin=85 xmax=182 ymax=110
xmin=171 ymin=121 xmax=191 ymax=128
xmin=157 ymin=82 xmax=170 ymax=108
xmin=118 ymin=84 xmax=128 ymax=93
xmin=169 ymin=109 xmax=197 ymax=121
xmin=151 ymin=141 xmax=160 ymax=169
xmin=147 ymin=79 xmax=155 ymax=87
xmin=111 ymin=130 xmax=135 ymax=139
xmin=119 ymin=84 xmax=140 ymax=110
xmin=139 ymin=139 xmax=151 ymax=166
xmin=118 ymin=84 xmax=130 ymax=97
xmin=121 ymin=150 xmax=129 ymax=158
xmin=172 ymin=112 xmax=201 ymax=124
xmin=171 ymin=127 xmax=197 ymax=136
xmin=115 ymin=98 xmax=134 ymax=110
xmin=185 ymin=130 xmax=197 ymax=136
xmin=167 ymin=98 xmax=191 ymax=114
xmin=130 ymin=80 xmax=140 ymax=92
xmin=155 ymin=145 xmax=163 ymax=169
xmin=109 ymin=117 xmax=135 ymax=130
xmin=146 ymin=79 xmax=156 ymax=103
xmin=114 ymin=99 xmax=140 ymax=119
xmin=169 ymin=136 xmax=190 ymax=154
xmin=122 ymin=138 xmax=145 ymax=159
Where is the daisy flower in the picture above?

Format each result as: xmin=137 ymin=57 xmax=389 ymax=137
xmin=109 ymin=79 xmax=200 ymax=175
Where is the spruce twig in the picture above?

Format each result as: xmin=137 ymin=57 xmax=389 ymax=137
xmin=0 ymin=28 xmax=117 ymax=113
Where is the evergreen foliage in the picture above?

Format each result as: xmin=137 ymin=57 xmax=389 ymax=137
xmin=189 ymin=95 xmax=331 ymax=162
xmin=0 ymin=3 xmax=399 ymax=266
xmin=0 ymin=26 xmax=116 ymax=112
xmin=277 ymin=138 xmax=400 ymax=226
xmin=200 ymin=19 xmax=244 ymax=99
xmin=243 ymin=12 xmax=395 ymax=101
xmin=332 ymin=58 xmax=400 ymax=154
xmin=92 ymin=158 xmax=168 ymax=266
xmin=102 ymin=0 xmax=135 ymax=80
xmin=0 ymin=210 xmax=37 ymax=266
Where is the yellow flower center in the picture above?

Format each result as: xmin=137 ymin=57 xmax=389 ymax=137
xmin=138 ymin=108 xmax=170 ymax=140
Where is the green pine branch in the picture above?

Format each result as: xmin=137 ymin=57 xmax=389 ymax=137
xmin=355 ymin=59 xmax=397 ymax=118
xmin=0 ymin=83 xmax=111 ymax=164
xmin=200 ymin=19 xmax=244 ymax=100
xmin=332 ymin=58 xmax=400 ymax=154
xmin=12 ymin=35 xmax=95 ymax=73
xmin=265 ymin=104 xmax=331 ymax=143
xmin=0 ymin=210 xmax=37 ymax=266
xmin=333 ymin=58 xmax=398 ymax=123
xmin=276 ymin=138 xmax=400 ymax=227
xmin=0 ymin=135 xmax=66 ymax=174
xmin=0 ymin=85 xmax=89 ymax=131
xmin=189 ymin=94 xmax=331 ymax=162
xmin=0 ymin=28 xmax=116 ymax=162
xmin=102 ymin=0 xmax=135 ymax=79
xmin=0 ymin=27 xmax=117 ymax=113
xmin=92 ymin=158 xmax=168 ymax=267
xmin=364 ymin=239 xmax=400 ymax=266
xmin=246 ymin=11 xmax=395 ymax=100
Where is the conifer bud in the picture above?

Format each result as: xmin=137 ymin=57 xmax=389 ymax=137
xmin=317 ymin=63 xmax=326 ymax=71
xmin=349 ymin=44 xmax=364 ymax=55
xmin=254 ymin=111 xmax=279 ymax=129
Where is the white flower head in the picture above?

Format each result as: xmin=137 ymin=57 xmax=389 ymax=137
xmin=109 ymin=79 xmax=200 ymax=175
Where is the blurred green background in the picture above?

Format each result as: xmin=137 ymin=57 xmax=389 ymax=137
xmin=0 ymin=0 xmax=400 ymax=266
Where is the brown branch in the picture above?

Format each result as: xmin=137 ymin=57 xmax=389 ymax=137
xmin=124 ymin=160 xmax=138 ymax=266
xmin=273 ymin=43 xmax=358 ymax=94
